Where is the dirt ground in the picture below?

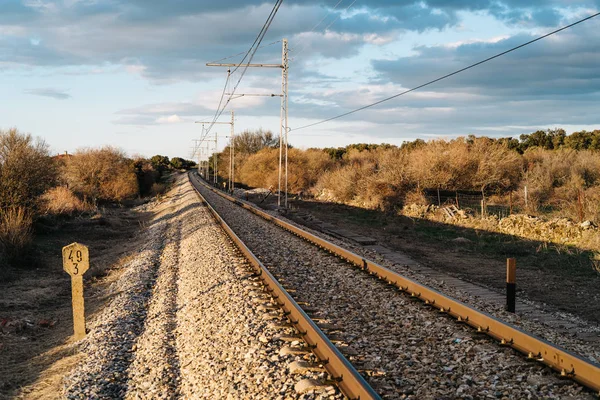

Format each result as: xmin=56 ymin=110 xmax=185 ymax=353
xmin=0 ymin=204 xmax=153 ymax=399
xmin=246 ymin=193 xmax=600 ymax=325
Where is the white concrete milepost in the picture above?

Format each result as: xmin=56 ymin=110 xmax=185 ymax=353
xmin=62 ymin=242 xmax=90 ymax=340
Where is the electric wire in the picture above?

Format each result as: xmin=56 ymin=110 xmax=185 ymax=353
xmin=207 ymin=40 xmax=282 ymax=64
xmin=201 ymin=0 xmax=284 ymax=141
xmin=307 ymin=0 xmax=344 ymax=33
xmin=323 ymin=0 xmax=356 ymax=32
xmin=204 ymin=0 xmax=282 ymax=137
xmin=292 ymin=11 xmax=600 ymax=132
xmin=291 ymin=0 xmax=352 ymax=59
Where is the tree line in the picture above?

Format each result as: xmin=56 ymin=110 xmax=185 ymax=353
xmin=210 ymin=128 xmax=600 ymax=223
xmin=0 ymin=128 xmax=195 ymax=266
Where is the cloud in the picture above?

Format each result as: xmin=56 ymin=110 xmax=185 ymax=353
xmin=24 ymin=88 xmax=71 ymax=99
xmin=371 ymin=22 xmax=600 ymax=97
xmin=5 ymin=0 xmax=600 ymax=145
xmin=3 ymin=1 xmax=590 ymax=82
xmin=286 ymin=23 xmax=600 ymax=137
xmin=155 ymin=114 xmax=184 ymax=124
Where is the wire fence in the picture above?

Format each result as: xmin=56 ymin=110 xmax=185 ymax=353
xmin=423 ymin=190 xmax=520 ymax=219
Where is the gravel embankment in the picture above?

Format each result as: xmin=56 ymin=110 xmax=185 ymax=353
xmin=228 ymin=180 xmax=600 ymax=365
xmin=192 ymin=174 xmax=596 ymax=399
xmin=246 ymin=195 xmax=600 ymax=366
xmin=64 ymin=175 xmax=341 ymax=399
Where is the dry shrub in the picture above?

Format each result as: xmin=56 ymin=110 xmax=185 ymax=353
xmin=407 ymin=139 xmax=472 ymax=190
xmin=0 ymin=207 xmax=33 ymax=262
xmin=63 ymin=147 xmax=139 ymax=203
xmin=288 ymin=149 xmax=333 ymax=193
xmin=238 ymin=148 xmax=333 ymax=193
xmin=314 ymin=147 xmax=409 ymax=210
xmin=237 ymin=148 xmax=280 ymax=189
xmin=519 ymin=148 xmax=574 ymax=212
xmin=470 ymin=138 xmax=522 ymax=195
xmin=582 ymin=187 xmax=600 ymax=222
xmin=150 ymin=183 xmax=167 ymax=196
xmin=405 ymin=137 xmax=521 ymax=195
xmin=222 ymin=135 xmax=600 ymax=222
xmin=39 ymin=186 xmax=92 ymax=215
xmin=404 ymin=189 xmax=428 ymax=206
xmin=0 ymin=128 xmax=58 ymax=211
xmin=102 ymin=170 xmax=139 ymax=201
xmin=519 ymin=149 xmax=600 ymax=219
xmin=314 ymin=165 xmax=361 ymax=203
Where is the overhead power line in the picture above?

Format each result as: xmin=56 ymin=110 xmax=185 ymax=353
xmin=307 ymin=0 xmax=344 ymax=33
xmin=292 ymin=0 xmax=357 ymax=60
xmin=207 ymin=40 xmax=282 ymax=64
xmin=323 ymin=0 xmax=356 ymax=32
xmin=202 ymin=0 xmax=284 ymax=140
xmin=292 ymin=11 xmax=600 ymax=132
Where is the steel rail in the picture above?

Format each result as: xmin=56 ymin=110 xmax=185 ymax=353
xmin=188 ymin=173 xmax=381 ymax=400
xmin=191 ymin=173 xmax=600 ymax=394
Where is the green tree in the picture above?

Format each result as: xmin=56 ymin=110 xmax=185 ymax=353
xmin=150 ymin=155 xmax=170 ymax=173
xmin=565 ymin=130 xmax=593 ymax=150
xmin=321 ymin=147 xmax=346 ymax=160
xmin=170 ymin=157 xmax=185 ymax=169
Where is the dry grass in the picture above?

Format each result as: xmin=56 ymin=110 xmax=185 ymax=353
xmin=39 ymin=186 xmax=93 ymax=216
xmin=0 ymin=207 xmax=33 ymax=263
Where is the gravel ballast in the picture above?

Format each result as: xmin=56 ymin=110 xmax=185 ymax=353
xmin=64 ymin=175 xmax=340 ymax=399
xmin=192 ymin=174 xmax=596 ymax=399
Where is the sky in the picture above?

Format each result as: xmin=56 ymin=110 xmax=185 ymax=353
xmin=1 ymin=0 xmax=599 ymax=159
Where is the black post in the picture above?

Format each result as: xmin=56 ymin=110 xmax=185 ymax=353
xmin=506 ymin=258 xmax=516 ymax=313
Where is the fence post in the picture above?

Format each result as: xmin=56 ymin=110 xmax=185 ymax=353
xmin=506 ymin=258 xmax=516 ymax=313
xmin=509 ymin=191 xmax=513 ymax=215
xmin=524 ymin=185 xmax=528 ymax=211
xmin=480 ymin=199 xmax=485 ymax=218
xmin=577 ymin=189 xmax=584 ymax=222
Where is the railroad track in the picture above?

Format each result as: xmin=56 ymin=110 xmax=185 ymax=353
xmin=189 ymin=172 xmax=600 ymax=399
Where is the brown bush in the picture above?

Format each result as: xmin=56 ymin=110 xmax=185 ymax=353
xmin=39 ymin=186 xmax=92 ymax=216
xmin=518 ymin=149 xmax=600 ymax=216
xmin=237 ymin=147 xmax=279 ymax=189
xmin=237 ymin=148 xmax=333 ymax=193
xmin=407 ymin=139 xmax=468 ymax=190
xmin=0 ymin=207 xmax=33 ymax=263
xmin=150 ymin=183 xmax=167 ymax=196
xmin=314 ymin=165 xmax=361 ymax=203
xmin=470 ymin=138 xmax=522 ymax=196
xmin=219 ymin=134 xmax=600 ymax=221
xmin=404 ymin=189 xmax=429 ymax=206
xmin=288 ymin=149 xmax=333 ymax=193
xmin=63 ymin=147 xmax=139 ymax=203
xmin=314 ymin=148 xmax=388 ymax=207
xmin=0 ymin=128 xmax=58 ymax=211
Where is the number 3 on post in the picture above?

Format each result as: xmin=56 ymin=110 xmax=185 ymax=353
xmin=62 ymin=242 xmax=90 ymax=340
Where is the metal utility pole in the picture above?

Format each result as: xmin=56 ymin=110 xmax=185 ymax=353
xmin=214 ymin=130 xmax=218 ymax=185
xmin=205 ymin=143 xmax=210 ymax=179
xmin=207 ymin=39 xmax=289 ymax=205
xmin=195 ymin=110 xmax=235 ymax=190
xmin=230 ymin=110 xmax=235 ymax=192
xmin=280 ymin=38 xmax=289 ymax=208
